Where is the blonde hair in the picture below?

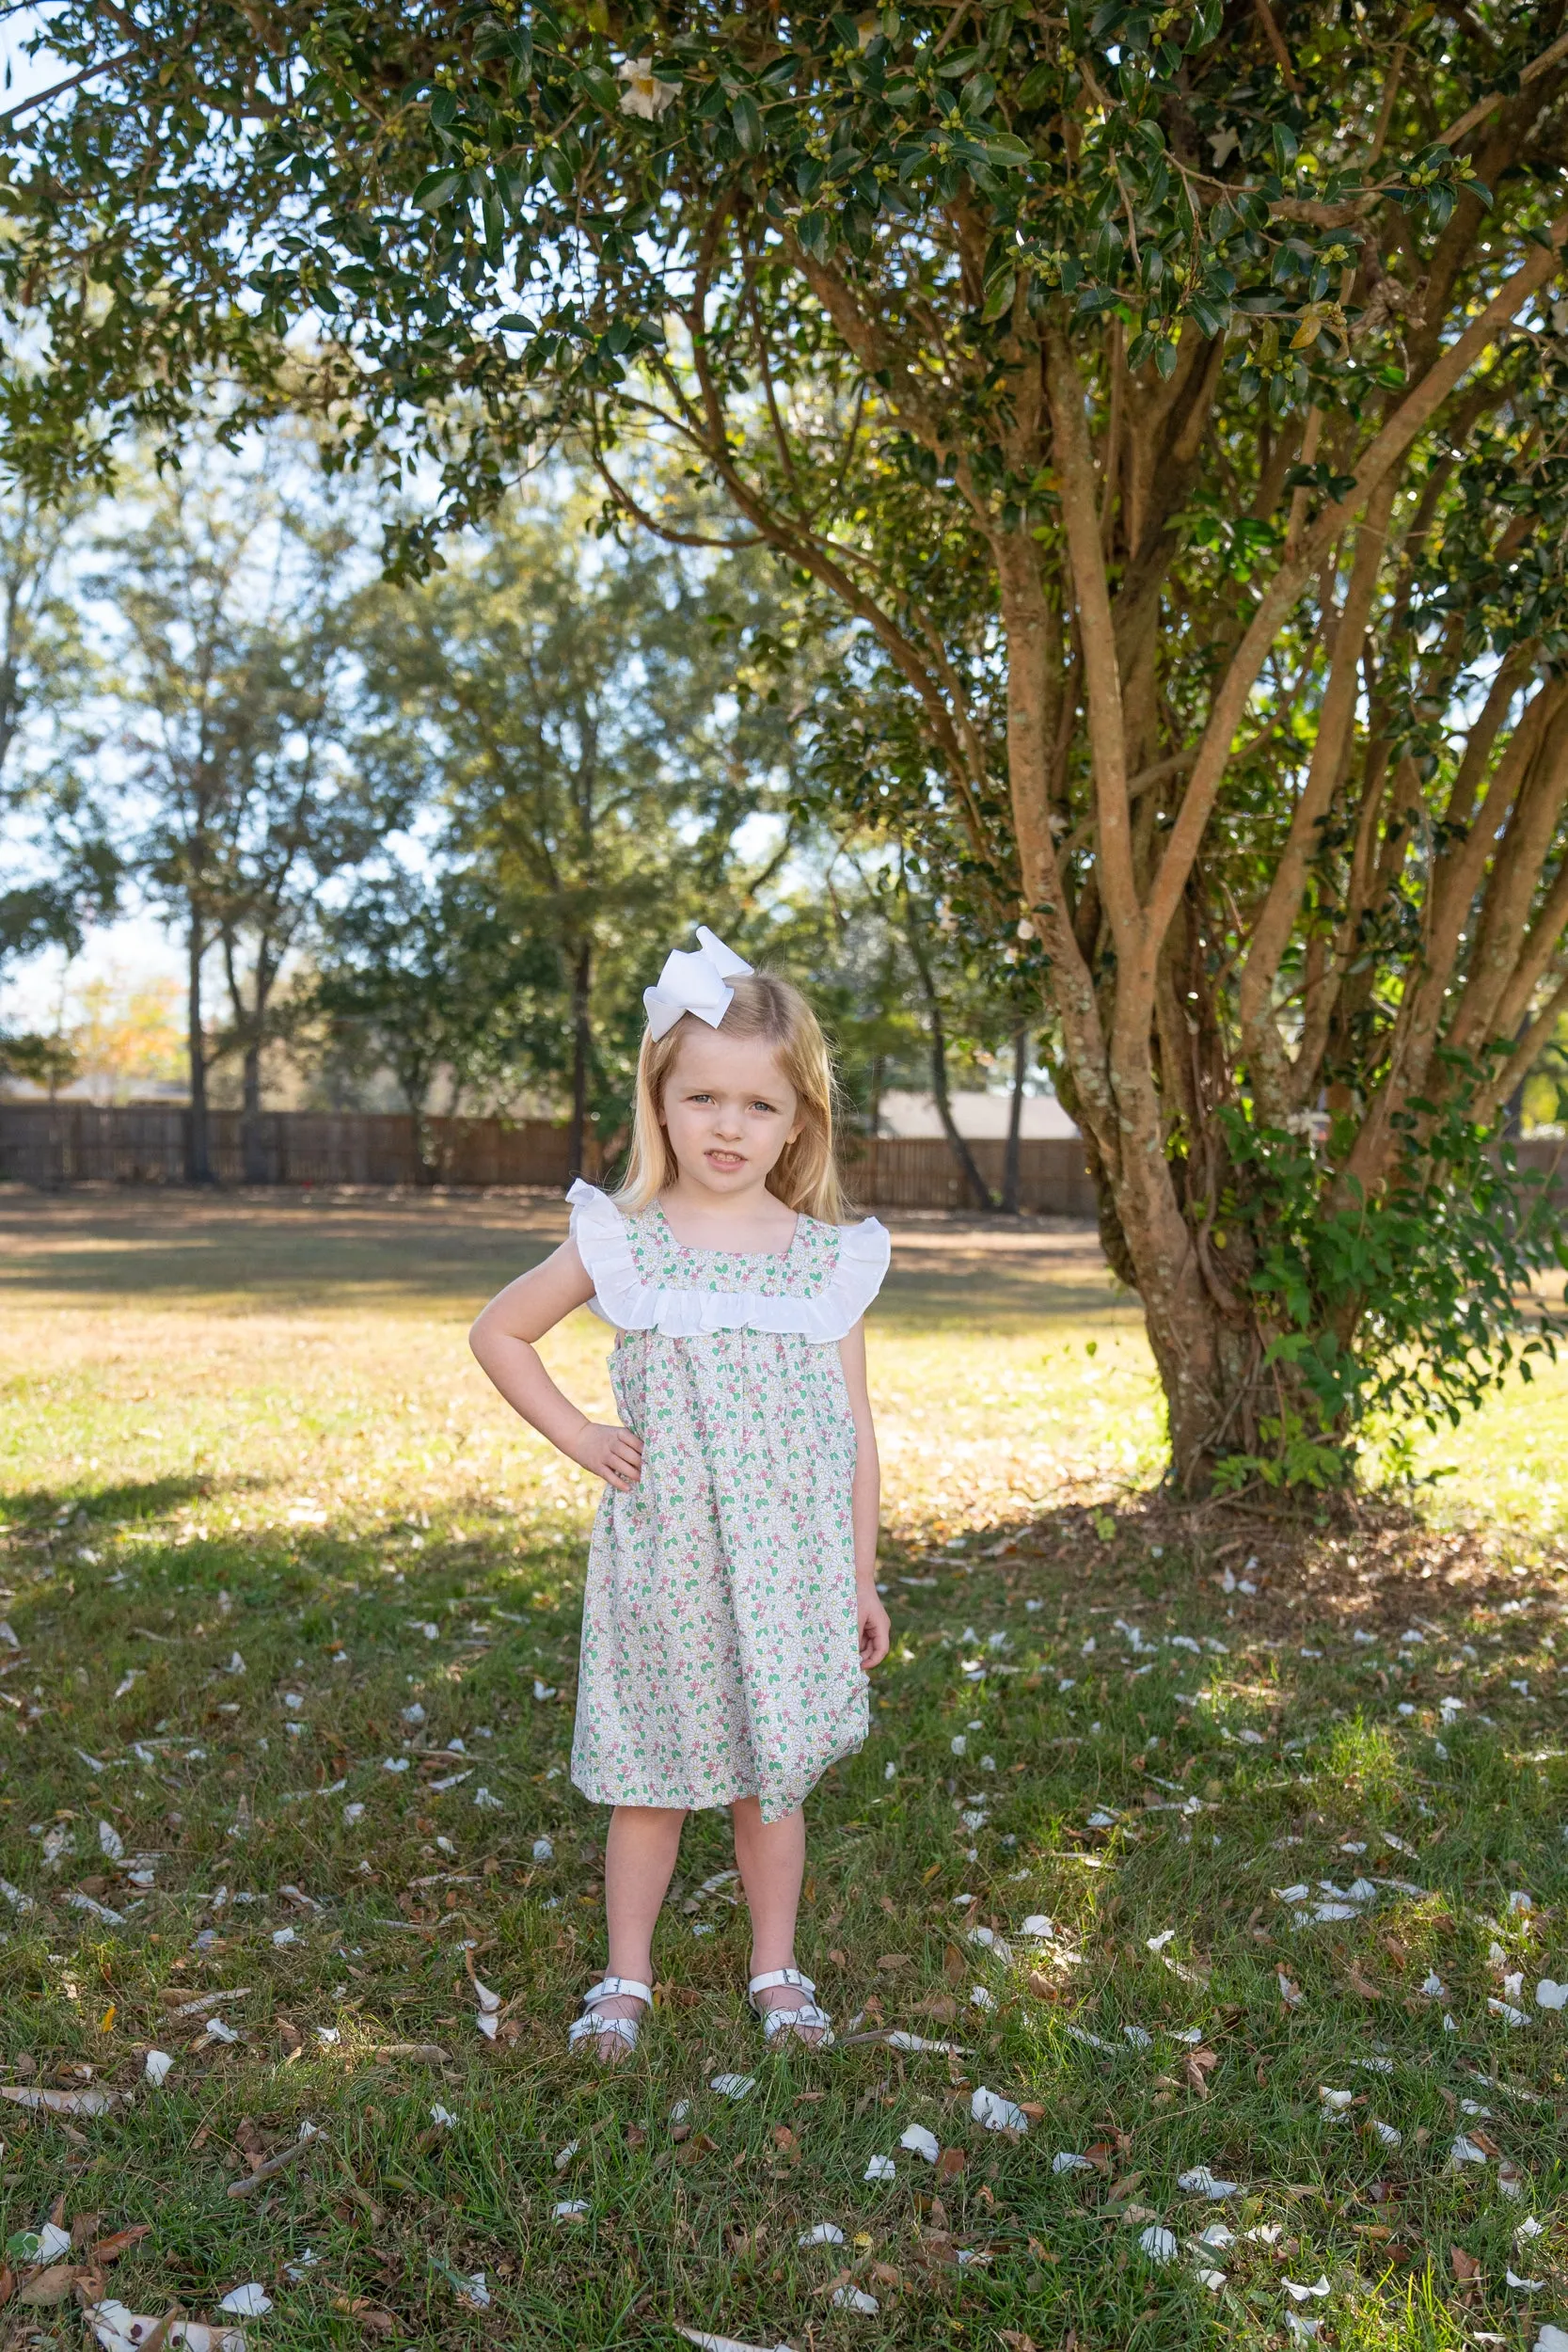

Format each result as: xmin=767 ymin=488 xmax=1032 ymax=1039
xmin=616 ymin=970 xmax=849 ymax=1221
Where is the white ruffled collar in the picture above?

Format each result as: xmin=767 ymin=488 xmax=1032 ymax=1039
xmin=566 ymin=1180 xmax=890 ymax=1343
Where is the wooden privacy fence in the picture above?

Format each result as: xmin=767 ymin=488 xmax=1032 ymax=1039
xmin=2 ymin=1101 xmax=1564 ymax=1218
xmin=0 ymin=1104 xmax=584 ymax=1192
xmin=838 ymin=1133 xmax=1100 ymax=1216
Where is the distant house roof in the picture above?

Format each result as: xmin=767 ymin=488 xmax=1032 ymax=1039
xmin=875 ymin=1089 xmax=1079 ymax=1140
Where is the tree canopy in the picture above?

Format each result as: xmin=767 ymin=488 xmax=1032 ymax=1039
xmin=8 ymin=2 xmax=1568 ymax=1483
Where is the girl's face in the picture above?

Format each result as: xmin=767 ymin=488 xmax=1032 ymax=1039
xmin=659 ymin=1025 xmax=801 ymax=1197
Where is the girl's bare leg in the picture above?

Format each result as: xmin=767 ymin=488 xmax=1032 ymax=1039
xmin=731 ymin=1796 xmax=827 ymax=2046
xmin=587 ymin=1803 xmax=685 ymax=2062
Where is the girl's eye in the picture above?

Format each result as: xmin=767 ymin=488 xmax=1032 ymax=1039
xmin=749 ymin=1101 xmax=777 ymax=1115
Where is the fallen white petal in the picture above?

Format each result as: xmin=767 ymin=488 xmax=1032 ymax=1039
xmin=471 ymin=1976 xmax=501 ymax=2014
xmin=144 ymin=2049 xmax=174 ymax=2086
xmin=216 ymin=2289 xmax=270 ymax=2318
xmin=1516 ymin=2217 xmax=1546 ymax=2240
xmin=1535 ymin=1979 xmax=1567 ymax=2010
xmin=863 ymin=2153 xmax=896 ymax=2182
xmin=98 ymin=1820 xmax=124 ymax=1861
xmin=899 ymin=2123 xmax=940 ymax=2163
xmin=1178 ymin=2165 xmax=1238 ymax=2198
xmin=68 ymin=1891 xmax=126 ymax=1925
xmin=1508 ymin=2272 xmax=1544 ymax=2292
xmin=431 ymin=2104 xmax=457 ymax=2127
xmin=971 ymin=2085 xmax=1028 ymax=2133
xmin=1283 ymin=2276 xmax=1331 ymax=2300
xmin=204 ymin=2017 xmax=241 ymax=2044
xmin=551 ymin=2201 xmax=589 ymax=2220
xmin=1021 ymin=1915 xmax=1053 ymax=1936
xmin=272 ymin=1927 xmax=296 ymax=1947
xmin=673 ymin=2331 xmax=798 ymax=2352
xmin=1138 ymin=2226 xmax=1178 ymax=2264
xmin=1196 ymin=2267 xmax=1227 ymax=2291
xmin=830 ymin=2285 xmax=879 ymax=2313
xmin=1146 ymin=1929 xmax=1176 ymax=1951
xmin=1053 ymin=2151 xmax=1094 ymax=2173
xmin=1489 ymin=1998 xmax=1530 ymax=2026
xmin=798 ymin=2221 xmax=845 ymax=2246
xmin=531 ymin=1836 xmax=554 ymax=1861
xmin=314 ymin=2026 xmax=340 ymax=2047
xmin=709 ymin=2073 xmax=755 ymax=2101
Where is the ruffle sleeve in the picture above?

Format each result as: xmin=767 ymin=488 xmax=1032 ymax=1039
xmin=566 ymin=1179 xmax=890 ymax=1343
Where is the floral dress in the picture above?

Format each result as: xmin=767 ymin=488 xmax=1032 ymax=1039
xmin=564 ymin=1180 xmax=891 ymax=1824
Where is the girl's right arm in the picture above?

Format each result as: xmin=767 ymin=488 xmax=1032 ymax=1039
xmin=468 ymin=1241 xmax=644 ymax=1492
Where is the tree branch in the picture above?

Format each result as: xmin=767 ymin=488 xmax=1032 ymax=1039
xmin=1044 ymin=323 xmax=1138 ymax=959
xmin=1137 ymin=209 xmax=1568 ymax=972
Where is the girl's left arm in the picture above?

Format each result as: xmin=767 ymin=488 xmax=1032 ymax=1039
xmin=838 ymin=1318 xmax=890 ymax=1672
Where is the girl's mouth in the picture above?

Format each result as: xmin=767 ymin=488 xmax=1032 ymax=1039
xmin=706 ymin=1151 xmax=745 ymax=1171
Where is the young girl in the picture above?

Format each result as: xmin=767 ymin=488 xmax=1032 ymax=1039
xmin=469 ymin=927 xmax=892 ymax=2061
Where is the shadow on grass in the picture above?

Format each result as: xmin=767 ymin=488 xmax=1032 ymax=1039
xmin=0 ymin=1188 xmax=562 ymax=1308
xmin=936 ymin=1485 xmax=1550 ymax=1641
xmin=3 ymin=1474 xmax=219 ymax=1529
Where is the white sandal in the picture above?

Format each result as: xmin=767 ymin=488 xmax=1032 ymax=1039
xmin=568 ymin=1975 xmax=653 ymax=2059
xmin=748 ymin=1965 xmax=834 ymax=2049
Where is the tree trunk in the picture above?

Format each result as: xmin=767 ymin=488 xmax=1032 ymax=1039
xmin=241 ymin=1038 xmax=266 ymax=1184
xmin=903 ymin=900 xmax=993 ymax=1211
xmin=397 ymin=1059 xmax=439 ymax=1186
xmin=185 ymin=921 xmax=213 ymax=1186
xmin=1002 ymin=1025 xmax=1027 ymax=1215
xmin=566 ymin=935 xmax=593 ymax=1184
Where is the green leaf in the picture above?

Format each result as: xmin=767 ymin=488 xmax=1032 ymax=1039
xmin=731 ymin=92 xmax=764 ymax=152
xmin=540 ymin=146 xmax=576 ymax=198
xmin=412 ymin=167 xmax=466 ymax=211
xmin=981 ymin=132 xmax=1033 ymax=165
xmin=980 ymin=270 xmax=1017 ymax=320
xmin=428 ymin=87 xmax=458 ymax=130
xmin=577 ymin=65 xmax=621 ymax=112
xmin=1016 ymin=60 xmax=1054 ymax=106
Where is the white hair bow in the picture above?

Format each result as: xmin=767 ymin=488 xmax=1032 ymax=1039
xmin=643 ymin=926 xmax=752 ymax=1040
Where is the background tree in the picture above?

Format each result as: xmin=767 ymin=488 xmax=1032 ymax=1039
xmin=0 ymin=472 xmax=113 ymax=1080
xmin=349 ymin=490 xmax=798 ymax=1177
xmin=309 ymin=865 xmax=563 ymax=1180
xmin=8 ymin=5 xmax=1568 ymax=1483
xmin=84 ymin=455 xmax=389 ymax=1181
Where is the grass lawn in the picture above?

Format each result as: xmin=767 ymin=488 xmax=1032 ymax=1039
xmin=1 ymin=1184 xmax=1566 ymax=2352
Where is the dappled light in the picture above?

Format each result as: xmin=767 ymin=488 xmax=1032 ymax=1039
xmin=1 ymin=1193 xmax=1565 ymax=2348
